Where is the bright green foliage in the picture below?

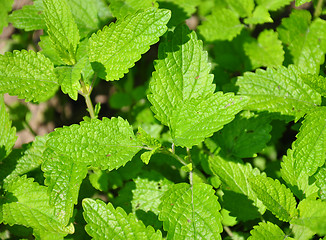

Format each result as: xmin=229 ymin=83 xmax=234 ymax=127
xmin=302 ymin=74 xmax=326 ymax=97
xmin=244 ymin=29 xmax=284 ymax=68
xmin=244 ymin=6 xmax=273 ymax=25
xmin=295 ymin=0 xmax=311 ymax=7
xmin=277 ymin=10 xmax=326 ymax=74
xmin=0 ymin=95 xmax=16 ymax=161
xmin=42 ymin=0 xmax=80 ymax=65
xmin=159 ymin=183 xmax=222 ymax=240
xmin=211 ymin=111 xmax=272 ymax=158
xmin=0 ymin=50 xmax=59 ymax=102
xmin=292 ymin=107 xmax=326 ymax=177
xmin=109 ymin=0 xmax=159 ymax=19
xmin=131 ymin=171 xmax=173 ymax=214
xmin=226 ymin=0 xmax=254 ymax=18
xmin=89 ymin=8 xmax=170 ymax=81
xmin=249 ymin=175 xmax=297 ymax=222
xmin=0 ymin=0 xmax=13 ymax=34
xmin=83 ymin=199 xmax=162 ymax=240
xmin=198 ymin=7 xmax=243 ymax=42
xmin=1 ymin=135 xmax=47 ymax=187
xmin=148 ymin=25 xmax=248 ymax=147
xmin=136 ymin=127 xmax=162 ymax=164
xmin=208 ymin=155 xmax=266 ymax=221
xmin=0 ymin=176 xmax=74 ymax=239
xmin=248 ymin=221 xmax=287 ymax=240
xmin=315 ymin=167 xmax=326 ymax=200
xmin=236 ymin=65 xmax=321 ymax=120
xmin=8 ymin=0 xmax=45 ymax=31
xmin=291 ymin=199 xmax=326 ymax=235
xmin=255 ymin=0 xmax=292 ymax=11
xmin=42 ymin=117 xmax=141 ymax=224
xmin=39 ymin=35 xmax=66 ymax=66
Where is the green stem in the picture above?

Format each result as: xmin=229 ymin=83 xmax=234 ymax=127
xmin=80 ymin=79 xmax=95 ymax=119
xmin=23 ymin=121 xmax=37 ymax=137
xmin=314 ymin=0 xmax=323 ymax=18
xmin=160 ymin=148 xmax=189 ymax=166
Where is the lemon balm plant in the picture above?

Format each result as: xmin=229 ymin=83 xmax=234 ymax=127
xmin=1 ymin=0 xmax=326 ymax=239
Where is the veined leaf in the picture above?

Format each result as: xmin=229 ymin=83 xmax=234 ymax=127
xmin=255 ymin=0 xmax=292 ymax=11
xmin=208 ymin=155 xmax=266 ymax=221
xmin=148 ymin=24 xmax=248 ymax=147
xmin=43 ymin=0 xmax=80 ymax=65
xmin=42 ymin=117 xmax=141 ymax=225
xmin=277 ymin=10 xmax=326 ymax=74
xmin=249 ymin=175 xmax=298 ymax=222
xmin=248 ymin=221 xmax=288 ymax=240
xmin=159 ymin=183 xmax=223 ymax=240
xmin=0 ymin=176 xmax=73 ymax=239
xmin=39 ymin=35 xmax=66 ymax=66
xmin=109 ymin=0 xmax=159 ymax=19
xmin=236 ymin=65 xmax=321 ymax=120
xmin=0 ymin=50 xmax=59 ymax=102
xmin=0 ymin=95 xmax=16 ymax=161
xmin=315 ymin=167 xmax=326 ymax=200
xmin=89 ymin=8 xmax=170 ymax=81
xmin=295 ymin=0 xmax=311 ymax=6
xmin=198 ymin=7 xmax=243 ymax=42
xmin=0 ymin=0 xmax=13 ymax=34
xmin=291 ymin=199 xmax=326 ymax=235
xmin=83 ymin=199 xmax=162 ymax=240
xmin=302 ymin=74 xmax=326 ymax=97
xmin=244 ymin=29 xmax=284 ymax=68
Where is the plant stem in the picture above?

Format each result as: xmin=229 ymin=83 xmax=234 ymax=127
xmin=80 ymin=79 xmax=95 ymax=119
xmin=223 ymin=226 xmax=233 ymax=237
xmin=23 ymin=121 xmax=37 ymax=137
xmin=160 ymin=148 xmax=188 ymax=166
xmin=314 ymin=0 xmax=323 ymax=18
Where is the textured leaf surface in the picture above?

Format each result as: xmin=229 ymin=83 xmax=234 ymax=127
xmin=244 ymin=29 xmax=284 ymax=68
xmin=42 ymin=117 xmax=141 ymax=224
xmin=208 ymin=155 xmax=266 ymax=221
xmin=256 ymin=0 xmax=292 ymax=11
xmin=0 ymin=0 xmax=13 ymax=34
xmin=0 ymin=50 xmax=59 ymax=102
xmin=0 ymin=95 xmax=16 ymax=161
xmin=89 ymin=8 xmax=170 ymax=81
xmin=302 ymin=74 xmax=326 ymax=97
xmin=291 ymin=199 xmax=326 ymax=235
xmin=55 ymin=65 xmax=82 ymax=100
xmin=212 ymin=112 xmax=272 ymax=158
xmin=148 ymin=25 xmax=247 ymax=147
xmin=109 ymin=0 xmax=159 ymax=19
xmin=198 ymin=7 xmax=243 ymax=42
xmin=236 ymin=65 xmax=321 ymax=120
xmin=39 ymin=35 xmax=66 ymax=66
xmin=8 ymin=1 xmax=45 ymax=31
xmin=248 ymin=221 xmax=287 ymax=240
xmin=315 ymin=167 xmax=326 ymax=200
xmin=83 ymin=199 xmax=162 ymax=240
xmin=277 ymin=10 xmax=326 ymax=74
xmin=159 ymin=183 xmax=222 ymax=240
xmin=249 ymin=175 xmax=297 ymax=222
xmin=43 ymin=0 xmax=80 ymax=65
xmin=0 ymin=176 xmax=73 ymax=238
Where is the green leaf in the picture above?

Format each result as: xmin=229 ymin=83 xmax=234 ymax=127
xmin=148 ymin=24 xmax=248 ymax=147
xmin=212 ymin=111 xmax=272 ymax=158
xmin=0 ymin=0 xmax=13 ymax=34
xmin=0 ymin=50 xmax=59 ymax=102
xmin=82 ymin=199 xmax=162 ymax=240
xmin=208 ymin=155 xmax=266 ymax=221
xmin=39 ymin=35 xmax=66 ymax=66
xmin=136 ymin=127 xmax=161 ymax=149
xmin=255 ymin=0 xmax=292 ymax=11
xmin=0 ymin=95 xmax=16 ymax=161
xmin=249 ymin=175 xmax=298 ymax=222
xmin=42 ymin=0 xmax=80 ymax=65
xmin=295 ymin=0 xmax=311 ymax=7
xmin=244 ymin=29 xmax=284 ymax=68
xmin=277 ymin=10 xmax=326 ymax=74
xmin=0 ymin=176 xmax=74 ymax=239
xmin=291 ymin=199 xmax=326 ymax=235
xmin=236 ymin=65 xmax=321 ymax=120
xmin=8 ymin=1 xmax=45 ymax=31
xmin=89 ymin=8 xmax=170 ymax=81
xmin=109 ymin=0 xmax=159 ymax=19
xmin=248 ymin=221 xmax=287 ymax=240
xmin=244 ymin=6 xmax=273 ymax=25
xmin=42 ymin=117 xmax=141 ymax=224
xmin=159 ymin=183 xmax=223 ymax=240
xmin=315 ymin=167 xmax=326 ymax=200
xmin=198 ymin=7 xmax=243 ymax=42
xmin=226 ymin=0 xmax=254 ymax=18
xmin=302 ymin=74 xmax=326 ymax=97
